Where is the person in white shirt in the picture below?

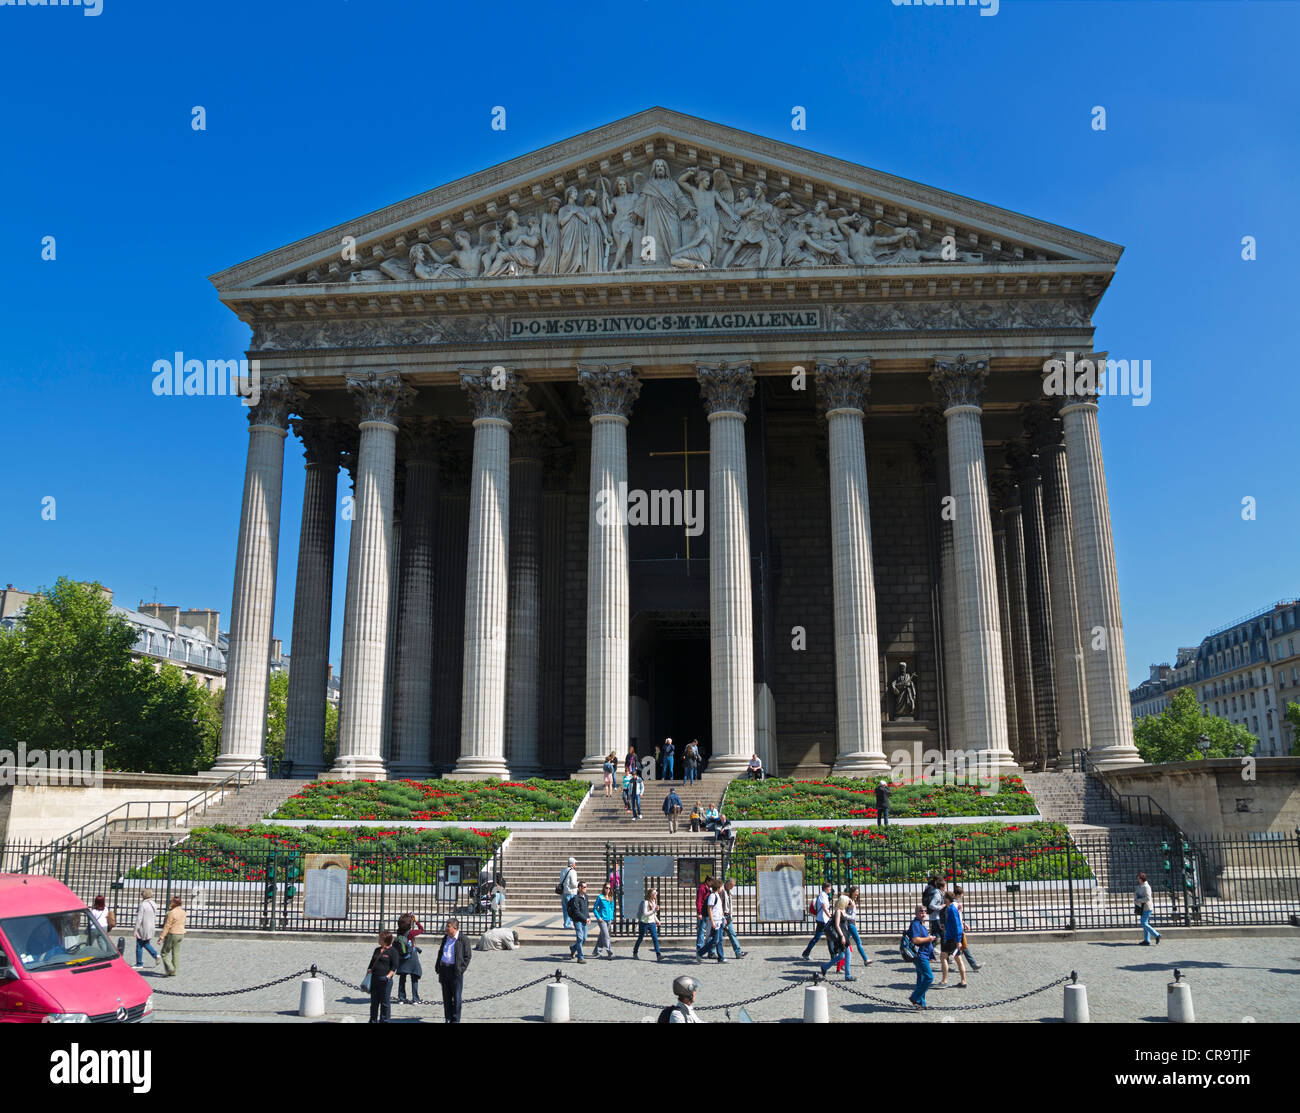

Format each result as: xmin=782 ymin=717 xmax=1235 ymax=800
xmin=800 ymin=881 xmax=833 ymax=960
xmin=559 ymin=858 xmax=579 ymax=928
xmin=747 ymin=753 xmax=764 ymax=780
xmin=666 ymin=975 xmax=703 ymax=1023
xmin=1135 ymin=871 xmax=1161 ymax=945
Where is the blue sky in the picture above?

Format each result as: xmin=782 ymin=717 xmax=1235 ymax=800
xmin=1 ymin=0 xmax=1296 ymax=687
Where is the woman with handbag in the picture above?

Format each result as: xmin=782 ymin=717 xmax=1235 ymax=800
xmin=1135 ymin=872 xmax=1161 ymax=946
xmin=366 ymin=930 xmax=400 ymax=1023
xmin=395 ymin=912 xmax=424 ymax=1004
xmin=632 ymin=889 xmax=662 ymax=960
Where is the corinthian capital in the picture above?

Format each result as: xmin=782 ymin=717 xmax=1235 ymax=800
xmin=460 ymin=365 xmax=527 ymax=423
xmin=346 ymin=371 xmax=416 ymax=425
xmin=578 ymin=364 xmax=641 ymax=420
xmin=696 ymin=360 xmax=755 ymax=416
xmin=1022 ymin=402 xmax=1064 ymax=454
xmin=814 ymin=357 xmax=871 ymax=414
xmin=290 ymin=415 xmax=347 ymax=465
xmin=510 ymin=412 xmax=560 ymax=460
xmin=398 ymin=416 xmax=449 ymax=463
xmin=247 ymin=376 xmax=305 ymax=430
xmin=930 ymin=354 xmax=989 ymax=411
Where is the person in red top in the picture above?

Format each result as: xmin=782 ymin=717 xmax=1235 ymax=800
xmin=694 ymin=875 xmax=714 ymax=954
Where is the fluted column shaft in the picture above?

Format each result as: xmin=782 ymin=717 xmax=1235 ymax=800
xmin=699 ymin=362 xmax=756 ymax=776
xmin=991 ymin=517 xmax=1020 ymax=758
xmin=455 ymin=369 xmax=527 ymax=779
xmin=1002 ymin=503 xmax=1037 ymax=764
xmin=817 ymin=359 xmax=889 ymax=775
xmin=283 ymin=417 xmax=341 ymax=776
xmin=923 ymin=410 xmax=965 ymax=755
xmin=1016 ymin=450 xmax=1059 ymax=770
xmin=390 ymin=421 xmax=441 ymax=778
xmin=506 ymin=414 xmax=550 ymax=777
xmin=333 ymin=373 xmax=414 ymax=780
xmin=578 ymin=367 xmax=640 ymax=773
xmin=1059 ymin=393 xmax=1142 ymax=767
xmin=1038 ymin=431 xmax=1090 ymax=760
xmin=931 ymin=358 xmax=1014 ymax=770
xmin=215 ymin=377 xmax=302 ymax=777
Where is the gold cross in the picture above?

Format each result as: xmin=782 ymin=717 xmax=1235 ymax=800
xmin=649 ymin=417 xmax=709 ymax=565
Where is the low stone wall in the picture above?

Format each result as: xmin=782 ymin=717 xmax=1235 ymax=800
xmin=1106 ymin=758 xmax=1300 ymax=838
xmin=0 ymin=772 xmax=220 ymax=845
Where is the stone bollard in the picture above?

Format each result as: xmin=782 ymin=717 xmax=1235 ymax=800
xmin=1167 ymin=970 xmax=1194 ymax=1023
xmin=1063 ymin=971 xmax=1089 ymax=1023
xmin=544 ymin=971 xmax=570 ymax=1023
xmin=803 ymin=975 xmax=829 ymax=1024
xmin=299 ymin=965 xmax=325 ymax=1018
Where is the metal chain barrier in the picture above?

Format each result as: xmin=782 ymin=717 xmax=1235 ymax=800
xmin=562 ymin=971 xmax=807 ymax=1012
xmin=825 ymin=971 xmax=1070 ymax=1012
xmin=151 ymin=968 xmax=313 ymax=998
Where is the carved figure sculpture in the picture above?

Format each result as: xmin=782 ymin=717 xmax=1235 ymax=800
xmin=603 ymin=175 xmax=642 ymax=271
xmin=890 ymin=662 xmax=918 ymax=719
xmin=633 ymin=158 xmax=691 ymax=267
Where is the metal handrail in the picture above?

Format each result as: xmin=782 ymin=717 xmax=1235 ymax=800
xmin=1069 ymin=748 xmax=1190 ymax=844
xmin=23 ymin=758 xmax=265 ymax=866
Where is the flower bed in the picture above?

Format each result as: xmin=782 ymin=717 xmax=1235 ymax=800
xmin=721 ymin=775 xmax=1034 ymax=821
xmin=269 ymin=778 xmax=589 ymax=823
xmin=731 ymin=821 xmax=1091 ymax=885
xmin=126 ymin=825 xmax=508 ymax=885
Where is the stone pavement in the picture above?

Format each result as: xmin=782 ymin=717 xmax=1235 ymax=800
xmin=143 ymin=933 xmax=1300 ymax=1023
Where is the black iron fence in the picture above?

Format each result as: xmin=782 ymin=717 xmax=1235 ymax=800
xmin=0 ymin=838 xmax=504 ymax=937
xmin=604 ymin=831 xmax=1300 ymax=937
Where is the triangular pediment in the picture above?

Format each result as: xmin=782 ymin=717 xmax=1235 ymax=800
xmin=210 ymin=108 xmax=1121 ymax=297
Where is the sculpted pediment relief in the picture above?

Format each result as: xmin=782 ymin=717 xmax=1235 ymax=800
xmin=212 ymin=110 xmax=1120 ymax=296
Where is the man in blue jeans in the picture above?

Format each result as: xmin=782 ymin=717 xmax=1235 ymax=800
xmin=568 ymin=882 xmax=590 ymax=964
xmin=908 ymin=905 xmax=937 ymax=1009
xmin=662 ymin=738 xmax=675 ymax=782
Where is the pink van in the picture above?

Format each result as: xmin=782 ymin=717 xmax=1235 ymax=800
xmin=0 ymin=875 xmax=154 ymax=1023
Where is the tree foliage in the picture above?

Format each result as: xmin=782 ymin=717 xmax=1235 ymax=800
xmin=1286 ymin=701 xmax=1300 ymax=756
xmin=1133 ymin=687 xmax=1257 ymax=764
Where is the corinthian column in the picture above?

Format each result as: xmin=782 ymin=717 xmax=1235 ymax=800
xmin=1058 ymin=376 xmax=1142 ymax=767
xmin=988 ymin=474 xmax=1020 ymax=761
xmin=816 ymin=358 xmax=889 ymax=776
xmin=1027 ymin=402 xmax=1090 ymax=761
xmin=506 ymin=412 xmax=556 ymax=778
xmin=698 ymin=361 xmax=756 ymax=777
xmin=1000 ymin=480 xmax=1037 ymax=766
xmin=921 ymin=408 xmax=964 ymax=754
xmin=283 ymin=416 xmax=344 ymax=777
xmin=578 ymin=366 xmax=641 ymax=774
xmin=929 ymin=356 xmax=1015 ymax=772
xmin=454 ymin=367 xmax=528 ymax=779
xmin=331 ymin=372 xmax=415 ymax=780
xmin=389 ymin=418 xmax=443 ymax=779
xmin=214 ymin=376 xmax=304 ymax=777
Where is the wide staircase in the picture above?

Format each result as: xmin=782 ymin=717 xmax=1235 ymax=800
xmin=1021 ymin=770 xmax=1159 ymax=893
xmin=501 ymin=772 xmax=737 ymax=913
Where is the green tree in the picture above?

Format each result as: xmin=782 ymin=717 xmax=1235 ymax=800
xmin=263 ymin=671 xmax=290 ymax=764
xmin=1134 ymin=687 xmax=1257 ymax=764
xmin=323 ymin=698 xmax=339 ymax=766
xmin=1285 ymin=701 xmax=1300 ymax=756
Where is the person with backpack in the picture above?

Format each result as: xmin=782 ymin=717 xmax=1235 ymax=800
xmin=567 ymin=881 xmax=590 ymax=963
xmin=937 ymin=892 xmax=967 ymax=988
xmin=800 ymin=880 xmax=834 ymax=960
xmin=557 ymin=858 xmax=579 ymax=929
xmin=818 ymin=894 xmax=854 ymax=980
xmin=923 ymin=876 xmax=947 ymax=949
xmin=951 ymin=885 xmax=980 ymax=970
xmin=633 ymin=888 xmax=663 ymax=960
xmin=694 ymin=874 xmax=715 ymax=955
xmin=659 ymin=974 xmax=702 ymax=1023
xmin=698 ymin=879 xmax=727 ymax=963
xmin=395 ymin=911 xmax=424 ymax=1003
xmin=906 ymin=905 xmax=937 ymax=1010
xmin=592 ymin=883 xmax=616 ymax=959
xmin=684 ymin=740 xmax=701 ymax=786
xmin=874 ymin=779 xmax=892 ymax=827
xmin=663 ymin=786 xmax=684 ymax=833
xmin=662 ymin=738 xmax=675 ymax=782
xmin=602 ymin=752 xmax=617 ymax=797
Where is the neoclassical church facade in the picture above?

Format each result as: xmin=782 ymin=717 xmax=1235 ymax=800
xmin=208 ymin=108 xmax=1141 ymax=781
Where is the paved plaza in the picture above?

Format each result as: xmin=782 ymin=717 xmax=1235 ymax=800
xmin=144 ymin=931 xmax=1300 ymax=1023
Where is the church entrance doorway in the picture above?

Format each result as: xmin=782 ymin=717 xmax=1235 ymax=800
xmin=634 ymin=611 xmax=711 ymax=776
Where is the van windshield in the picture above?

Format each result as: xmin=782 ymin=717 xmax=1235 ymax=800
xmin=3 ymin=910 xmax=118 ymax=972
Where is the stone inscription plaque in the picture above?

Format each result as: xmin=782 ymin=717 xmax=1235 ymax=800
xmin=507 ymin=308 xmax=821 ymax=339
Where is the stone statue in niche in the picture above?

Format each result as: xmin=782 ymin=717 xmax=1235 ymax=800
xmin=890 ymin=662 xmax=918 ymax=720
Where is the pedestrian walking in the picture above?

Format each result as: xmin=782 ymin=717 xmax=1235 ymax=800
xmin=938 ymin=892 xmax=968 ymax=988
xmin=631 ymin=771 xmax=645 ymax=820
xmin=694 ymin=874 xmax=714 ymax=954
xmin=1135 ymin=871 xmax=1161 ymax=945
xmin=132 ymin=888 xmax=159 ymax=968
xmin=842 ymin=885 xmax=872 ymax=967
xmin=907 ymin=906 xmax=937 ymax=1009
xmin=952 ymin=884 xmax=980 ymax=970
xmin=923 ymin=876 xmax=947 ymax=949
xmin=697 ymin=878 xmax=727 ymax=963
xmin=625 ymin=747 xmax=639 ymax=777
xmin=659 ymin=974 xmax=702 ymax=1023
xmin=593 ymin=883 xmax=616 ymax=958
xmin=684 ymin=741 xmax=701 ymax=786
xmin=90 ymin=895 xmax=114 ymax=934
xmin=622 ymin=769 xmax=633 ymax=812
xmin=602 ymin=752 xmax=617 ymax=797
xmin=819 ymin=894 xmax=853 ymax=980
xmin=557 ymin=857 xmax=579 ymax=928
xmin=662 ymin=738 xmax=675 ymax=782
xmin=158 ymin=896 xmax=186 ymax=976
xmin=433 ymin=918 xmax=472 ymax=1023
xmin=395 ymin=911 xmax=424 ymax=1003
xmin=720 ymin=879 xmax=747 ymax=958
xmin=366 ymin=930 xmax=399 ymax=1023
xmin=800 ymin=880 xmax=834 ymax=959
xmin=633 ymin=888 xmax=663 ymax=960
xmin=875 ymin=779 xmax=891 ymax=827
xmin=663 ymin=786 xmax=683 ymax=833
xmin=567 ymin=881 xmax=591 ymax=962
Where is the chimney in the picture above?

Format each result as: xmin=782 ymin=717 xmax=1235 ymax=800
xmin=180 ymin=608 xmax=221 ymax=642
xmin=138 ymin=603 xmax=180 ymax=632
